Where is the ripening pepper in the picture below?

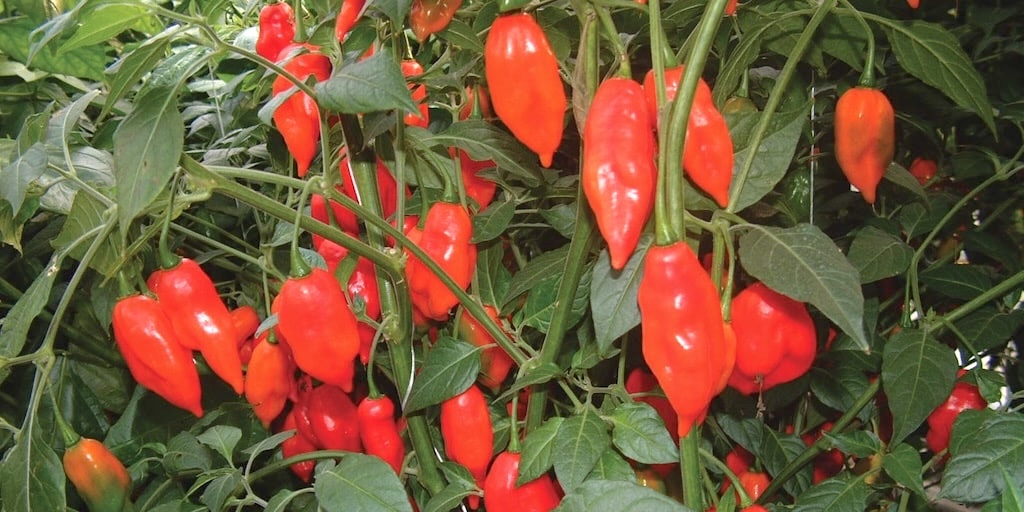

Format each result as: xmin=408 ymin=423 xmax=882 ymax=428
xmin=272 ymin=44 xmax=331 ymax=178
xmin=402 ymin=60 xmax=430 ymax=128
xmin=280 ymin=409 xmax=317 ymax=482
xmin=441 ymin=385 xmax=494 ymax=509
xmin=408 ymin=0 xmax=462 ymax=41
xmin=311 ymin=152 xmax=408 ymax=248
xmin=112 ymin=294 xmax=204 ymax=417
xmin=638 ymin=242 xmax=731 ymax=437
xmin=925 ymin=370 xmax=987 ymax=454
xmin=305 ymin=383 xmax=362 ymax=452
xmin=483 ymin=451 xmax=562 ymax=512
xmin=583 ymin=77 xmax=657 ymax=270
xmin=726 ymin=282 xmax=816 ymax=395
xmin=244 ymin=332 xmax=295 ymax=427
xmin=148 ymin=258 xmax=245 ymax=394
xmin=834 ymin=86 xmax=895 ymax=204
xmin=335 ymin=0 xmax=366 ymax=42
xmin=357 ymin=395 xmax=406 ymax=474
xmin=457 ymin=305 xmax=515 ymax=391
xmin=724 ymin=446 xmax=754 ymax=477
xmin=485 ymin=13 xmax=566 ymax=167
xmin=256 ymin=2 xmax=295 ymax=61
xmin=272 ymin=267 xmax=360 ymax=392
xmin=404 ymin=202 xmax=477 ymax=320
xmin=909 ymin=157 xmax=937 ymax=186
xmin=63 ymin=438 xmax=131 ymax=512
xmin=643 ymin=66 xmax=734 ymax=207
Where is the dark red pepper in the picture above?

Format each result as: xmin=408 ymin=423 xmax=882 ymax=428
xmin=279 ymin=409 xmax=317 ymax=482
xmin=402 ymin=60 xmax=430 ymax=128
xmin=457 ymin=305 xmax=515 ymax=391
xmin=408 ymin=0 xmax=462 ymax=41
xmin=925 ymin=370 xmax=987 ymax=454
xmin=441 ymin=385 xmax=493 ymax=509
xmin=483 ymin=451 xmax=561 ymax=512
xmin=305 ymin=383 xmax=362 ymax=452
xmin=357 ymin=395 xmax=406 ymax=474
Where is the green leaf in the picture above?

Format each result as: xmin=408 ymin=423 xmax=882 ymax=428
xmin=882 ymin=443 xmax=925 ymax=497
xmin=881 ymin=20 xmax=996 ymax=134
xmin=196 ymin=426 xmax=242 ymax=464
xmin=881 ymin=329 xmax=958 ymax=445
xmin=964 ymin=231 xmax=1023 ymax=273
xmin=521 ymin=262 xmax=591 ymax=333
xmin=404 ymin=336 xmax=480 ymax=412
xmin=316 ymin=52 xmax=418 ymax=115
xmin=737 ymin=224 xmax=868 ymax=349
xmin=608 ymin=402 xmax=677 ymax=465
xmin=105 ymin=386 xmax=197 ymax=462
xmin=553 ymin=406 xmax=612 ymax=492
xmin=265 ymin=489 xmax=312 ymax=512
xmin=59 ymin=3 xmax=153 ymax=55
xmin=952 ymin=308 xmax=1024 ymax=352
xmin=824 ymin=431 xmax=880 ymax=458
xmin=426 ymin=120 xmax=544 ymax=187
xmin=590 ymin=234 xmax=650 ymax=355
xmin=471 ymin=198 xmax=515 ymax=243
xmin=474 ymin=240 xmax=511 ymax=308
xmin=730 ymin=103 xmax=807 ymax=211
xmin=113 ymin=85 xmax=183 ymax=234
xmin=809 ymin=366 xmax=871 ymax=416
xmin=940 ymin=410 xmax=1024 ymax=503
xmin=52 ymin=192 xmax=119 ymax=277
xmin=586 ymin=449 xmax=636 ymax=483
xmin=503 ymin=245 xmax=570 ymax=309
xmin=1000 ymin=468 xmax=1024 ymax=512
xmin=540 ymin=203 xmax=577 ymax=238
xmin=555 ymin=479 xmax=689 ymax=512
xmin=0 ymin=420 xmax=66 ymax=512
xmin=103 ymin=36 xmax=171 ymax=119
xmin=846 ymin=226 xmax=914 ymax=283
xmin=438 ymin=18 xmax=484 ymax=51
xmin=882 ymin=162 xmax=929 ymax=204
xmin=198 ymin=469 xmax=242 ymax=512
xmin=898 ymin=195 xmax=956 ymax=239
xmin=0 ymin=257 xmax=60 ymax=386
xmin=315 ymin=453 xmax=414 ymax=512
xmin=919 ymin=265 xmax=993 ymax=301
xmin=424 ymin=484 xmax=476 ymax=512
xmin=0 ymin=18 xmax=108 ymax=80
xmin=163 ymin=432 xmax=213 ymax=475
xmin=792 ymin=474 xmax=869 ymax=512
xmin=0 ymin=143 xmax=47 ymax=215
xmin=760 ymin=428 xmax=812 ymax=497
xmin=517 ymin=417 xmax=564 ymax=485
xmin=499 ymin=361 xmax=562 ymax=401
xmin=369 ymin=0 xmax=413 ymax=27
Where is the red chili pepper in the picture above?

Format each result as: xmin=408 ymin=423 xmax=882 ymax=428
xmin=315 ymin=240 xmax=382 ymax=364
xmin=457 ymin=305 xmax=515 ymax=391
xmin=909 ymin=157 xmax=937 ymax=185
xmin=583 ymin=77 xmax=656 ymax=270
xmin=311 ymin=188 xmax=358 ymax=244
xmin=452 ymin=148 xmax=498 ymax=212
xmin=147 ymin=258 xmax=244 ymax=394
xmin=244 ymin=332 xmax=295 ymax=428
xmin=834 ymin=86 xmax=895 ymax=204
xmin=798 ymin=422 xmax=846 ymax=484
xmin=303 ymin=383 xmax=362 ymax=452
xmin=230 ymin=305 xmax=261 ymax=347
xmin=272 ymin=267 xmax=360 ymax=392
xmin=638 ymin=242 xmax=730 ymax=437
xmin=357 ymin=395 xmax=406 ymax=474
xmin=925 ymin=370 xmax=987 ymax=454
xmin=906 ymin=0 xmax=919 ymax=8
xmin=485 ymin=13 xmax=566 ymax=167
xmin=726 ymin=282 xmax=817 ymax=395
xmin=334 ymin=0 xmax=366 ymax=42
xmin=483 ymin=451 xmax=561 ymax=512
xmin=643 ymin=66 xmax=734 ymax=207
xmin=256 ymin=2 xmax=295 ymax=61
xmin=725 ymin=0 xmax=739 ymax=16
xmin=63 ymin=438 xmax=132 ymax=512
xmin=441 ymin=385 xmax=493 ymax=509
xmin=724 ymin=446 xmax=754 ymax=477
xmin=402 ymin=60 xmax=430 ymax=128
xmin=408 ymin=0 xmax=462 ymax=41
xmin=279 ymin=409 xmax=317 ymax=482
xmin=272 ymin=44 xmax=331 ymax=177
xmin=404 ymin=202 xmax=477 ymax=320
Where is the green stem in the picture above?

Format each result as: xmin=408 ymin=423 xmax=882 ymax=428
xmin=594 ymin=6 xmax=630 ymax=78
xmin=935 ymin=269 xmax=1024 ymax=327
xmin=698 ymin=448 xmax=753 ymax=505
xmin=157 ymin=174 xmax=183 ymax=269
xmin=837 ymin=0 xmax=875 ymax=86
xmin=288 ymin=178 xmax=318 ymax=278
xmin=727 ymin=0 xmax=837 ymax=212
xmin=680 ymin=427 xmax=703 ymax=510
xmin=49 ymin=390 xmax=80 ymax=448
xmin=168 ymin=224 xmax=285 ymax=281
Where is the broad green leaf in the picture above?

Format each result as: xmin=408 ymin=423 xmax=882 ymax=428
xmin=438 ymin=18 xmax=484 ymax=51
xmin=586 ymin=449 xmax=635 ymax=483
xmin=103 ymin=36 xmax=171 ymax=119
xmin=919 ymin=265 xmax=993 ymax=301
xmin=498 ymin=361 xmax=562 ymax=401
xmin=52 ymin=192 xmax=119 ymax=276
xmin=404 ymin=336 xmax=480 ymax=412
xmin=555 ymin=479 xmax=690 ymax=512
xmin=59 ymin=3 xmax=153 ymax=54
xmin=952 ymin=308 xmax=1024 ymax=352
xmin=882 ymin=162 xmax=929 ymax=204
xmin=824 ymin=431 xmax=880 ymax=458
xmin=517 ymin=417 xmax=564 ymax=485
xmin=730 ymin=103 xmax=807 ymax=211
xmin=881 ymin=329 xmax=958 ymax=445
xmin=265 ymin=489 xmax=311 ymax=512
xmin=760 ymin=428 xmax=812 ymax=497
xmin=898 ymin=195 xmax=956 ymax=239
xmin=540 ymin=203 xmax=576 ymax=238
xmin=0 ymin=255 xmax=61 ymax=386
xmin=502 ymin=245 xmax=570 ymax=309
xmin=316 ymin=52 xmax=418 ymax=115
xmin=809 ymin=366 xmax=871 ymax=416
xmin=964 ymin=231 xmax=1022 ymax=272
xmin=792 ymin=475 xmax=869 ymax=512
xmin=315 ymin=453 xmax=413 ymax=512
xmin=0 ymin=18 xmax=108 ymax=80
xmin=883 ymin=443 xmax=925 ymax=497
xmin=0 ymin=420 xmax=66 ymax=512
xmin=474 ymin=239 xmax=512 ymax=308
xmin=737 ymin=224 xmax=868 ymax=349
xmin=608 ymin=402 xmax=677 ymax=465
xmin=472 ymin=198 xmax=515 ymax=243
xmin=369 ymin=0 xmax=413 ymax=27
xmin=426 ymin=120 xmax=544 ymax=187
xmin=0 ymin=143 xmax=47 ymax=215
xmin=521 ymin=263 xmax=591 ymax=333
xmin=716 ymin=414 xmax=763 ymax=456
xmin=847 ymin=226 xmax=913 ymax=283
xmin=817 ymin=12 xmax=868 ymax=72
xmin=199 ymin=469 xmax=242 ymax=512
xmin=590 ymin=235 xmax=650 ymax=354
xmin=940 ymin=410 xmax=1024 ymax=503
xmin=163 ymin=432 xmax=213 ymax=475
xmin=113 ymin=85 xmax=183 ymax=234
xmin=196 ymin=426 xmax=242 ymax=464
xmin=142 ymin=46 xmax=211 ymax=93
xmin=424 ymin=484 xmax=476 ymax=512
xmin=1000 ymin=468 xmax=1024 ymax=512
xmin=553 ymin=406 xmax=612 ymax=492
xmin=714 ymin=10 xmax=799 ymax=105
xmin=105 ymin=386 xmax=200 ymax=462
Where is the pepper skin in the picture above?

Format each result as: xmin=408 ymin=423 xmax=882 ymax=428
xmin=906 ymin=0 xmax=919 ymax=8
xmin=357 ymin=396 xmax=406 ymax=474
xmin=402 ymin=60 xmax=430 ymax=128
xmin=638 ymin=242 xmax=730 ymax=437
xmin=726 ymin=282 xmax=816 ymax=395
xmin=230 ymin=305 xmax=261 ymax=347
xmin=738 ymin=471 xmax=770 ymax=502
xmin=441 ymin=385 xmax=494 ymax=509
xmin=404 ymin=202 xmax=477 ymax=320
xmin=305 ymin=384 xmax=362 ymax=452
xmin=280 ymin=409 xmax=317 ymax=482
xmin=272 ymin=267 xmax=360 ymax=392
xmin=457 ymin=305 xmax=515 ymax=391
xmin=642 ymin=66 xmax=734 ymax=207
xmin=256 ymin=2 xmax=295 ymax=61
xmin=453 ymin=148 xmax=498 ymax=212
xmin=909 ymin=157 xmax=937 ymax=186
xmin=334 ymin=0 xmax=365 ymax=42
xmin=272 ymin=44 xmax=331 ymax=178
xmin=63 ymin=438 xmax=131 ymax=512
xmin=725 ymin=0 xmax=738 ymax=15
xmin=244 ymin=332 xmax=295 ymax=428
xmin=408 ymin=0 xmax=462 ymax=41
xmin=834 ymin=86 xmax=895 ymax=204
xmin=483 ymin=451 xmax=561 ymax=512
xmin=583 ymin=77 xmax=656 ymax=270
xmin=485 ymin=13 xmax=566 ymax=167
xmin=148 ymin=258 xmax=244 ymax=394
xmin=112 ymin=294 xmax=203 ymax=417
xmin=925 ymin=371 xmax=987 ymax=454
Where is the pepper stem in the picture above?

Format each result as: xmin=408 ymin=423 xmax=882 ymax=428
xmin=680 ymin=426 xmax=703 ymax=510
xmin=288 ymin=177 xmax=318 ymax=278
xmin=50 ymin=391 xmax=81 ymax=448
xmin=157 ymin=173 xmax=183 ymax=270
xmin=840 ymin=0 xmax=876 ymax=86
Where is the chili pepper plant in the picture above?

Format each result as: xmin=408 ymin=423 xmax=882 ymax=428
xmin=0 ymin=0 xmax=1022 ymax=510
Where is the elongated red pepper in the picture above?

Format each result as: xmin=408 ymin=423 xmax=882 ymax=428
xmin=583 ymin=77 xmax=656 ymax=270
xmin=256 ymin=2 xmax=295 ymax=61
xmin=638 ymin=243 xmax=730 ymax=436
xmin=279 ymin=409 xmax=317 ymax=482
xmin=485 ymin=13 xmax=566 ymax=167
xmin=357 ymin=395 xmax=406 ymax=474
xmin=402 ymin=60 xmax=430 ymax=128
xmin=441 ymin=385 xmax=493 ymax=509
xmin=244 ymin=332 xmax=295 ymax=427
xmin=112 ymin=294 xmax=203 ymax=417
xmin=148 ymin=258 xmax=244 ymax=394
xmin=457 ymin=305 xmax=515 ymax=391
xmin=404 ymin=202 xmax=477 ymax=320
xmin=408 ymin=0 xmax=462 ymax=41
xmin=483 ymin=451 xmax=561 ymax=512
xmin=315 ymin=240 xmax=382 ymax=364
xmin=452 ymin=148 xmax=498 ymax=212
xmin=272 ymin=267 xmax=360 ymax=391
xmin=334 ymin=0 xmax=366 ymax=42
xmin=304 ymin=383 xmax=362 ymax=452
xmin=63 ymin=437 xmax=132 ymax=512
xmin=272 ymin=44 xmax=331 ymax=177
xmin=834 ymin=86 xmax=894 ymax=204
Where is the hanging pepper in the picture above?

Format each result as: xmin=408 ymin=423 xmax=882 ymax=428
xmin=63 ymin=437 xmax=132 ymax=512
xmin=311 ymin=188 xmax=358 ymax=244
xmin=643 ymin=66 xmax=734 ymax=207
xmin=112 ymin=294 xmax=204 ymax=417
xmin=909 ymin=157 xmax=937 ymax=186
xmin=441 ymin=385 xmax=494 ymax=509
xmin=737 ymin=471 xmax=770 ymax=502
xmin=724 ymin=446 xmax=754 ymax=477
xmin=833 ymin=86 xmax=894 ymax=204
xmin=638 ymin=242 xmax=730 ymax=437
xmin=256 ymin=2 xmax=295 ymax=61
xmin=401 ymin=60 xmax=430 ymax=128
xmin=315 ymin=240 xmax=382 ymax=364
xmin=583 ymin=77 xmax=657 ymax=270
xmin=460 ymin=85 xmax=494 ymax=121
xmin=334 ymin=0 xmax=366 ymax=42
xmin=272 ymin=267 xmax=360 ymax=392
xmin=485 ymin=12 xmax=566 ymax=167
xmin=244 ymin=332 xmax=295 ymax=427
xmin=408 ymin=0 xmax=462 ymax=41
xmin=725 ymin=0 xmax=739 ymax=16
xmin=726 ymin=282 xmax=817 ymax=395
xmin=483 ymin=451 xmax=562 ymax=512
xmin=279 ymin=409 xmax=317 ymax=482
xmin=147 ymin=258 xmax=245 ymax=394
xmin=231 ymin=305 xmax=261 ymax=347
xmin=312 ymin=150 xmax=408 ymax=249
xmin=457 ymin=305 xmax=515 ymax=391
xmin=452 ymin=148 xmax=498 ymax=212
xmin=357 ymin=395 xmax=406 ymax=474
xmin=272 ymin=44 xmax=332 ymax=178
xmin=303 ymin=383 xmax=362 ymax=452
xmin=925 ymin=370 xmax=987 ymax=454
xmin=404 ymin=202 xmax=477 ymax=320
